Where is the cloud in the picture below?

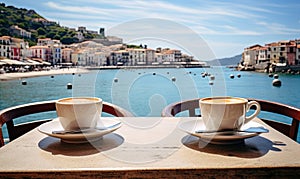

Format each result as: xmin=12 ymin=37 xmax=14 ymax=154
xmin=256 ymin=21 xmax=300 ymax=35
xmin=42 ymin=0 xmax=300 ymax=57
xmin=44 ymin=0 xmax=275 ymax=36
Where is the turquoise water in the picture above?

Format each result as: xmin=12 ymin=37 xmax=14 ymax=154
xmin=1 ymin=67 xmax=300 ymax=142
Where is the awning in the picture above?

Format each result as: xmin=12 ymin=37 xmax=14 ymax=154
xmin=42 ymin=61 xmax=51 ymax=65
xmin=0 ymin=59 xmax=28 ymax=65
xmin=25 ymin=59 xmax=42 ymax=65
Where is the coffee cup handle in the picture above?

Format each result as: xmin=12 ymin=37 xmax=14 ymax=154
xmin=245 ymin=101 xmax=261 ymax=124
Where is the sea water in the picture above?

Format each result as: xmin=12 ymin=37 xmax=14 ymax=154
xmin=1 ymin=67 xmax=300 ymax=142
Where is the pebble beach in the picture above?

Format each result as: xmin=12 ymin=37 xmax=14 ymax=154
xmin=0 ymin=68 xmax=90 ymax=81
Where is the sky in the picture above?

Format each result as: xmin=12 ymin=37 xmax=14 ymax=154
xmin=2 ymin=0 xmax=300 ymax=60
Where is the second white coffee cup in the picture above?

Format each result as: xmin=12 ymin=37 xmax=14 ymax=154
xmin=199 ymin=96 xmax=261 ymax=131
xmin=55 ymin=97 xmax=103 ymax=130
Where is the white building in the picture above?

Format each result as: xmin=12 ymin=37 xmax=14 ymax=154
xmin=243 ymin=44 xmax=261 ymax=66
xmin=94 ymin=52 xmax=106 ymax=66
xmin=0 ymin=36 xmax=12 ymax=59
xmin=257 ymin=46 xmax=269 ymax=64
xmin=154 ymin=52 xmax=163 ymax=64
xmin=145 ymin=49 xmax=155 ymax=65
xmin=10 ymin=25 xmax=31 ymax=39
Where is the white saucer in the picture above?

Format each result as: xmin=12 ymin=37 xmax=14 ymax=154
xmin=179 ymin=119 xmax=267 ymax=145
xmin=38 ymin=118 xmax=122 ymax=143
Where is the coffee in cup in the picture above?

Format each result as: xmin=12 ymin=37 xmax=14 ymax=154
xmin=55 ymin=97 xmax=103 ymax=130
xmin=199 ymin=96 xmax=260 ymax=131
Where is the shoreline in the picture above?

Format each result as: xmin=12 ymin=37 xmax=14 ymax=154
xmin=87 ymin=65 xmax=210 ymax=70
xmin=0 ymin=65 xmax=211 ymax=81
xmin=0 ymin=68 xmax=90 ymax=81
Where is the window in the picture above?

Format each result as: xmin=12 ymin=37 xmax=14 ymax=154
xmin=280 ymin=47 xmax=285 ymax=51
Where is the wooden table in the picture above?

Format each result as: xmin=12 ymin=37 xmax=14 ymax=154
xmin=0 ymin=117 xmax=299 ymax=178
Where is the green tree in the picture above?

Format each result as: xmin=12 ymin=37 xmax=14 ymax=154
xmin=46 ymin=31 xmax=57 ymax=39
xmin=0 ymin=28 xmax=10 ymax=36
xmin=61 ymin=36 xmax=74 ymax=44
xmin=37 ymin=27 xmax=46 ymax=35
xmin=58 ymin=29 xmax=67 ymax=37
xmin=53 ymin=34 xmax=61 ymax=40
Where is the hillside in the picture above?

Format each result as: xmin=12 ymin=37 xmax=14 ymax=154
xmin=207 ymin=54 xmax=242 ymax=66
xmin=0 ymin=3 xmax=102 ymax=46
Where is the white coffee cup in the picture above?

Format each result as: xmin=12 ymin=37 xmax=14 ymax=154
xmin=199 ymin=96 xmax=260 ymax=131
xmin=55 ymin=97 xmax=103 ymax=130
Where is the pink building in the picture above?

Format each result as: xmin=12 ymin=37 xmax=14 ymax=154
xmin=29 ymin=46 xmax=52 ymax=63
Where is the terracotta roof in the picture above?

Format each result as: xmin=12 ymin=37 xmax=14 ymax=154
xmin=245 ymin=44 xmax=262 ymax=50
xmin=30 ymin=46 xmax=49 ymax=49
xmin=38 ymin=38 xmax=52 ymax=41
xmin=258 ymin=47 xmax=268 ymax=50
xmin=0 ymin=36 xmax=11 ymax=40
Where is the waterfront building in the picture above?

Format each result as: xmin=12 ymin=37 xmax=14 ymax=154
xmin=62 ymin=48 xmax=73 ymax=63
xmin=173 ymin=49 xmax=182 ymax=62
xmin=94 ymin=52 xmax=106 ymax=66
xmin=243 ymin=44 xmax=261 ymax=66
xmin=10 ymin=38 xmax=28 ymax=61
xmin=71 ymin=51 xmax=79 ymax=65
xmin=73 ymin=50 xmax=85 ymax=66
xmin=181 ymin=54 xmax=194 ymax=62
xmin=37 ymin=38 xmax=62 ymax=64
xmin=110 ymin=50 xmax=130 ymax=66
xmin=146 ymin=49 xmax=155 ymax=65
xmin=0 ymin=36 xmax=12 ymax=59
xmin=154 ymin=52 xmax=163 ymax=64
xmin=126 ymin=48 xmax=145 ymax=65
xmin=296 ymin=40 xmax=300 ymax=65
xmin=257 ymin=46 xmax=268 ymax=64
xmin=287 ymin=41 xmax=296 ymax=66
xmin=0 ymin=36 xmax=29 ymax=61
xmin=162 ymin=49 xmax=175 ymax=64
xmin=242 ymin=39 xmax=300 ymax=71
xmin=29 ymin=46 xmax=52 ymax=63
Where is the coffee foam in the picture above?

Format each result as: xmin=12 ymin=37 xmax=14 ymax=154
xmin=202 ymin=98 xmax=245 ymax=104
xmin=58 ymin=98 xmax=99 ymax=104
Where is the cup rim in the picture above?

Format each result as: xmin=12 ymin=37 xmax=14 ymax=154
xmin=199 ymin=96 xmax=248 ymax=104
xmin=56 ymin=97 xmax=103 ymax=105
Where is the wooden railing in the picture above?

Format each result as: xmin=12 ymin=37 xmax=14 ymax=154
xmin=162 ymin=98 xmax=300 ymax=142
xmin=0 ymin=100 xmax=133 ymax=147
